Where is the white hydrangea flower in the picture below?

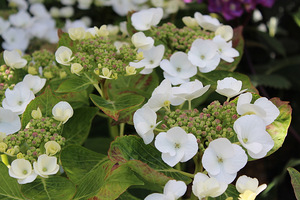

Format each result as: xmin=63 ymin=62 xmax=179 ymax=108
xmin=145 ymin=180 xmax=187 ymax=200
xmin=55 ymin=46 xmax=74 ymax=66
xmin=44 ymin=141 xmax=61 ymax=156
xmin=68 ymin=27 xmax=86 ymax=40
xmin=182 ymin=16 xmax=198 ymax=28
xmin=155 ymin=127 xmax=198 ymax=167
xmin=237 ymin=92 xmax=280 ymax=125
xmin=71 ymin=63 xmax=83 ymax=75
xmin=2 ymin=82 xmax=35 ymax=115
xmin=236 ymin=175 xmax=267 ymax=199
xmin=22 ymin=74 xmax=46 ymax=94
xmin=131 ymin=7 xmax=163 ymax=31
xmin=145 ymin=79 xmax=185 ymax=112
xmin=212 ymin=35 xmax=239 ymax=63
xmin=8 ymin=0 xmax=28 ymax=10
xmin=33 ymin=154 xmax=59 ymax=178
xmin=234 ymin=115 xmax=274 ymax=159
xmin=52 ymin=101 xmax=73 ymax=124
xmin=111 ymin=0 xmax=138 ymax=16
xmin=77 ymin=0 xmax=93 ymax=10
xmin=172 ymin=79 xmax=210 ymax=101
xmin=30 ymin=3 xmax=51 ymax=19
xmin=131 ymin=32 xmax=154 ymax=50
xmin=9 ymin=10 xmax=33 ymax=28
xmin=129 ymin=45 xmax=165 ymax=74
xmin=3 ymin=49 xmax=27 ymax=69
xmin=0 ymin=17 xmax=10 ymax=35
xmin=215 ymin=25 xmax=234 ymax=41
xmin=2 ymin=28 xmax=30 ymax=51
xmin=0 ymin=108 xmax=21 ymax=135
xmin=215 ymin=77 xmax=246 ymax=99
xmin=202 ymin=138 xmax=248 ymax=184
xmin=192 ymin=172 xmax=228 ymax=199
xmin=9 ymin=159 xmax=37 ymax=184
xmin=59 ymin=6 xmax=74 ymax=18
xmin=188 ymin=39 xmax=220 ymax=73
xmin=133 ymin=106 xmax=160 ymax=144
xmin=194 ymin=12 xmax=222 ymax=31
xmin=160 ymin=52 xmax=197 ymax=85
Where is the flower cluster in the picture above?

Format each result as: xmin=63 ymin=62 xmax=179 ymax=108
xmin=184 ymin=0 xmax=276 ymax=20
xmin=133 ymin=76 xmax=279 ymax=198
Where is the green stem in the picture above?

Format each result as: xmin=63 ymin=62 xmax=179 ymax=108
xmin=120 ymin=123 xmax=125 ymax=137
xmin=193 ymin=152 xmax=203 ymax=174
xmin=84 ymin=73 xmax=104 ymax=97
xmin=97 ymin=112 xmax=109 ymax=118
xmin=188 ymin=100 xmax=192 ymax=110
xmin=154 ymin=128 xmax=166 ymax=132
xmin=158 ymin=169 xmax=194 ymax=178
xmin=108 ymin=118 xmax=119 ymax=138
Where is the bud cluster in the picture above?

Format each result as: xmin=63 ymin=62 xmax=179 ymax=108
xmin=26 ymin=49 xmax=65 ymax=79
xmin=1 ymin=117 xmax=65 ymax=163
xmin=161 ymin=101 xmax=238 ymax=152
xmin=149 ymin=22 xmax=215 ymax=58
xmin=73 ymin=36 xmax=137 ymax=78
xmin=0 ymin=65 xmax=16 ymax=102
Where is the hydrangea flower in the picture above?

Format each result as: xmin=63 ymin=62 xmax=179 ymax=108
xmin=3 ymin=49 xmax=27 ymax=69
xmin=202 ymin=138 xmax=248 ymax=184
xmin=129 ymin=45 xmax=165 ymax=74
xmin=131 ymin=7 xmax=163 ymax=31
xmin=33 ymin=154 xmax=59 ymax=178
xmin=0 ymin=108 xmax=21 ymax=135
xmin=215 ymin=77 xmax=246 ymax=100
xmin=145 ymin=180 xmax=187 ymax=200
xmin=131 ymin=32 xmax=154 ymax=50
xmin=55 ymin=46 xmax=74 ymax=66
xmin=192 ymin=172 xmax=228 ymax=199
xmin=237 ymin=92 xmax=280 ymax=125
xmin=236 ymin=175 xmax=267 ymax=200
xmin=160 ymin=51 xmax=197 ymax=85
xmin=233 ymin=115 xmax=274 ymax=159
xmin=213 ymin=35 xmax=239 ymax=63
xmin=194 ymin=12 xmax=222 ymax=31
xmin=9 ymin=159 xmax=37 ymax=184
xmin=188 ymin=39 xmax=220 ymax=73
xmin=133 ymin=106 xmax=160 ymax=144
xmin=52 ymin=101 xmax=73 ymax=124
xmin=2 ymin=82 xmax=35 ymax=115
xmin=22 ymin=74 xmax=46 ymax=94
xmin=155 ymin=127 xmax=198 ymax=167
xmin=215 ymin=25 xmax=233 ymax=41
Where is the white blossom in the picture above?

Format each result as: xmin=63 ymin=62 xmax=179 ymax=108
xmin=188 ymin=39 xmax=220 ymax=73
xmin=9 ymin=159 xmax=37 ymax=184
xmin=9 ymin=10 xmax=33 ymax=28
xmin=129 ymin=45 xmax=165 ymax=74
xmin=22 ymin=74 xmax=46 ymax=94
xmin=234 ymin=115 xmax=274 ymax=159
xmin=133 ymin=106 xmax=160 ymax=144
xmin=237 ymin=92 xmax=280 ymax=125
xmin=2 ymin=28 xmax=29 ymax=51
xmin=131 ymin=32 xmax=154 ymax=50
xmin=30 ymin=3 xmax=51 ymax=19
xmin=145 ymin=180 xmax=187 ymax=200
xmin=155 ymin=127 xmax=198 ymax=167
xmin=33 ymin=154 xmax=59 ymax=178
xmin=202 ymin=138 xmax=248 ymax=184
xmin=194 ymin=12 xmax=222 ymax=31
xmin=0 ymin=17 xmax=10 ymax=35
xmin=131 ymin=7 xmax=163 ymax=31
xmin=3 ymin=49 xmax=27 ymax=69
xmin=52 ymin=101 xmax=73 ymax=124
xmin=216 ymin=77 xmax=246 ymax=99
xmin=2 ymin=82 xmax=35 ymax=115
xmin=192 ymin=172 xmax=228 ymax=199
xmin=55 ymin=46 xmax=74 ymax=66
xmin=213 ymin=35 xmax=239 ymax=63
xmin=160 ymin=52 xmax=197 ymax=85
xmin=215 ymin=25 xmax=234 ymax=41
xmin=0 ymin=108 xmax=21 ymax=135
xmin=236 ymin=175 xmax=267 ymax=200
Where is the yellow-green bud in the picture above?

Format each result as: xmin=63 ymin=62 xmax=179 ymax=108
xmin=0 ymin=142 xmax=7 ymax=152
xmin=31 ymin=107 xmax=42 ymax=119
xmin=125 ymin=66 xmax=136 ymax=76
xmin=44 ymin=71 xmax=54 ymax=79
xmin=182 ymin=16 xmax=198 ymax=28
xmin=28 ymin=66 xmax=38 ymax=75
xmin=71 ymin=63 xmax=83 ymax=75
xmin=44 ymin=141 xmax=61 ymax=156
xmin=68 ymin=27 xmax=86 ymax=41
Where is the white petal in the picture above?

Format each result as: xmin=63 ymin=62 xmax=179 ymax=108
xmin=164 ymin=180 xmax=187 ymax=199
xmin=202 ymin=147 xmax=220 ymax=175
xmin=223 ymin=144 xmax=247 ymax=174
xmin=180 ymin=134 xmax=198 ymax=162
xmin=0 ymin=108 xmax=21 ymax=135
xmin=144 ymin=193 xmax=165 ymax=200
xmin=254 ymin=97 xmax=280 ymax=125
xmin=155 ymin=132 xmax=176 ymax=156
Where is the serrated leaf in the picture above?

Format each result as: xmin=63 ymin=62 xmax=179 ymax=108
xmin=108 ymin=135 xmax=192 ymax=187
xmin=250 ymin=74 xmax=291 ymax=89
xmin=257 ymin=31 xmax=286 ymax=56
xmin=266 ymin=98 xmax=292 ymax=156
xmin=0 ymin=162 xmax=25 ymax=200
xmin=90 ymin=94 xmax=145 ymax=121
xmin=287 ymin=167 xmax=300 ymax=200
xmin=217 ymin=26 xmax=244 ymax=71
xmin=21 ymin=176 xmax=76 ymax=200
xmin=62 ymin=106 xmax=98 ymax=145
xmin=55 ymin=76 xmax=93 ymax=93
xmin=21 ymin=86 xmax=60 ymax=128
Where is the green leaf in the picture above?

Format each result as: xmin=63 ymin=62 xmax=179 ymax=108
xmin=55 ymin=76 xmax=93 ymax=93
xmin=0 ymin=162 xmax=25 ymax=200
xmin=84 ymin=137 xmax=113 ymax=154
xmin=118 ymin=191 xmax=140 ymax=200
xmin=21 ymin=176 xmax=76 ymax=200
xmin=62 ymin=106 xmax=98 ymax=145
xmin=108 ymin=135 xmax=192 ymax=188
xmin=60 ymin=145 xmax=143 ymax=200
xmin=90 ymin=94 xmax=145 ymax=121
xmin=197 ymin=70 xmax=258 ymax=94
xmin=208 ymin=184 xmax=240 ymax=200
xmin=108 ymin=73 xmax=159 ymax=100
xmin=257 ymin=31 xmax=286 ymax=56
xmin=21 ymin=86 xmax=60 ymax=128
xmin=293 ymin=7 xmax=300 ymax=27
xmin=250 ymin=74 xmax=291 ymax=89
xmin=217 ymin=26 xmax=244 ymax=72
xmin=57 ymin=30 xmax=77 ymax=52
xmin=266 ymin=98 xmax=292 ymax=156
xmin=287 ymin=167 xmax=300 ymax=200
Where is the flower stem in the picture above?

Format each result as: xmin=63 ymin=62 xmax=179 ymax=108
xmin=188 ymin=100 xmax=192 ymax=110
xmin=84 ymin=73 xmax=104 ymax=97
xmin=120 ymin=123 xmax=125 ymax=137
xmin=97 ymin=112 xmax=109 ymax=118
xmin=108 ymin=118 xmax=119 ymax=139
